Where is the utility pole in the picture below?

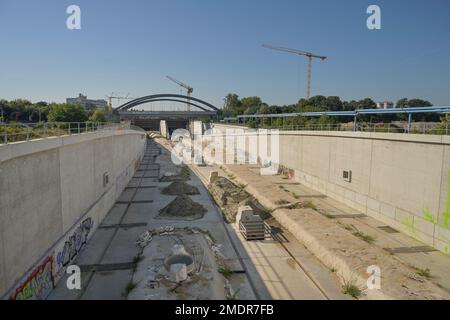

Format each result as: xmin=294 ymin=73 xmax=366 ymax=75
xmin=262 ymin=44 xmax=327 ymax=99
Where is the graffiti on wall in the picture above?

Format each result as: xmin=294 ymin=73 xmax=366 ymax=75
xmin=9 ymin=256 xmax=55 ymax=300
xmin=56 ymin=217 xmax=93 ymax=268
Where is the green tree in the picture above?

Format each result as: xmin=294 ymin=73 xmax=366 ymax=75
xmin=396 ymin=98 xmax=432 ymax=108
xmin=223 ymin=93 xmax=241 ymax=116
xmin=89 ymin=109 xmax=106 ymax=122
xmin=324 ymin=96 xmax=343 ymax=111
xmin=395 ymin=98 xmax=434 ymax=121
xmin=356 ymin=98 xmax=376 ymax=109
xmin=48 ymin=104 xmax=88 ymax=122
xmin=257 ymin=104 xmax=269 ymax=114
xmin=396 ymin=98 xmax=408 ymax=108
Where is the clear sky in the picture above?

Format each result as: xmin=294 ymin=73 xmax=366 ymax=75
xmin=0 ymin=0 xmax=449 ymax=108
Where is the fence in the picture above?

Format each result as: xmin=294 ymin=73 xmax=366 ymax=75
xmin=227 ymin=122 xmax=450 ymax=135
xmin=0 ymin=122 xmax=133 ymax=145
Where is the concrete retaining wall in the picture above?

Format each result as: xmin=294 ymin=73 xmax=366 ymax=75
xmin=212 ymin=124 xmax=450 ymax=254
xmin=0 ymin=129 xmax=146 ymax=299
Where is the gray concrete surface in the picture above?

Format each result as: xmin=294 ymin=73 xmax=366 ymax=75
xmin=0 ymin=129 xmax=146 ymax=299
xmin=221 ymin=162 xmax=450 ymax=299
xmin=212 ymin=124 xmax=450 ymax=255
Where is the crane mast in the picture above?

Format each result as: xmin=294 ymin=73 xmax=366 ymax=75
xmin=106 ymin=93 xmax=136 ymax=111
xmin=262 ymin=44 xmax=327 ymax=99
xmin=166 ymin=76 xmax=193 ymax=112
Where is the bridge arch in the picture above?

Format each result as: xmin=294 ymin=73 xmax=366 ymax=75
xmin=114 ymin=94 xmax=220 ymax=113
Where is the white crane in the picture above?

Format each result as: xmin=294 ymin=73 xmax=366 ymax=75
xmin=106 ymin=93 xmax=136 ymax=111
xmin=166 ymin=76 xmax=193 ymax=112
xmin=262 ymin=44 xmax=327 ymax=99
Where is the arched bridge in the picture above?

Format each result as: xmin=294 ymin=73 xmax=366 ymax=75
xmin=114 ymin=94 xmax=220 ymax=130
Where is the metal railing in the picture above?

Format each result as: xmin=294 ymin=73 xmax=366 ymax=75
xmin=230 ymin=122 xmax=450 ymax=135
xmin=0 ymin=122 xmax=132 ymax=145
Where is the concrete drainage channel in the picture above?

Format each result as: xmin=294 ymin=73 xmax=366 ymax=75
xmin=49 ymin=137 xmax=257 ymax=300
xmin=48 ymin=139 xmax=161 ymax=299
xmin=48 ymin=137 xmax=350 ymax=300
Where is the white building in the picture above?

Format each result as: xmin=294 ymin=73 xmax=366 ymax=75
xmin=376 ymin=101 xmax=395 ymax=109
xmin=66 ymin=94 xmax=107 ymax=109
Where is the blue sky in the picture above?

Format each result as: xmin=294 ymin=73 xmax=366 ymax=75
xmin=0 ymin=0 xmax=449 ymax=108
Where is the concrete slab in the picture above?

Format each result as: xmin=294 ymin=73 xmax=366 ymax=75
xmin=133 ymin=187 xmax=164 ymax=202
xmin=121 ymin=202 xmax=159 ymax=224
xmin=47 ymin=271 xmax=93 ymax=300
xmin=138 ymin=177 xmax=160 ymax=186
xmin=101 ymin=203 xmax=128 ymax=226
xmin=75 ymin=228 xmax=116 ymax=266
xmin=100 ymin=227 xmax=147 ymax=265
xmin=81 ymin=269 xmax=132 ymax=300
xmin=117 ymin=188 xmax=135 ymax=202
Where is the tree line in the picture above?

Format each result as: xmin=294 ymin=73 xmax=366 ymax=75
xmin=221 ymin=94 xmax=440 ymax=126
xmin=0 ymin=99 xmax=106 ymax=123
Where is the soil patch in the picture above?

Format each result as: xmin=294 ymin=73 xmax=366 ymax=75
xmin=159 ymin=165 xmax=190 ymax=182
xmin=157 ymin=195 xmax=207 ymax=220
xmin=161 ymin=181 xmax=200 ymax=195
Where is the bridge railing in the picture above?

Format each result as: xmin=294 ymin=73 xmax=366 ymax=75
xmin=0 ymin=122 xmax=133 ymax=145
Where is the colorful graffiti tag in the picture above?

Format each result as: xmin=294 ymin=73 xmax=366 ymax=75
xmin=56 ymin=217 xmax=93 ymax=268
xmin=9 ymin=256 xmax=55 ymax=300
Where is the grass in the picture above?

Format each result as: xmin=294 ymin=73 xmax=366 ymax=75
xmin=132 ymin=254 xmax=143 ymax=272
xmin=323 ymin=212 xmax=335 ymax=219
xmin=343 ymin=223 xmax=376 ymax=243
xmin=287 ymin=202 xmax=301 ymax=209
xmin=302 ymin=200 xmax=316 ymax=210
xmin=226 ymin=288 xmax=241 ymax=300
xmin=264 ymin=206 xmax=275 ymax=214
xmin=218 ymin=265 xmax=235 ymax=278
xmin=275 ymin=199 xmax=290 ymax=205
xmin=342 ymin=281 xmax=362 ymax=298
xmin=237 ymin=183 xmax=247 ymax=189
xmin=415 ymin=267 xmax=432 ymax=279
xmin=291 ymin=192 xmax=300 ymax=199
xmin=352 ymin=231 xmax=375 ymax=244
xmin=343 ymin=224 xmax=354 ymax=231
xmin=125 ymin=280 xmax=137 ymax=295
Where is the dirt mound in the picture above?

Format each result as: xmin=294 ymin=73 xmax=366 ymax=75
xmin=209 ymin=176 xmax=270 ymax=223
xmin=161 ymin=181 xmax=200 ymax=195
xmin=157 ymin=195 xmax=207 ymax=220
xmin=159 ymin=165 xmax=190 ymax=182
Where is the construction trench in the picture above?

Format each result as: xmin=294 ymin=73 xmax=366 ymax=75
xmin=48 ymin=133 xmax=450 ymax=300
xmin=48 ymin=135 xmax=350 ymax=300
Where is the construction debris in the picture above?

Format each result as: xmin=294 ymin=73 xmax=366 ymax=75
xmin=237 ymin=206 xmax=272 ymax=241
xmin=157 ymin=195 xmax=207 ymax=220
xmin=209 ymin=176 xmax=270 ymax=223
xmin=136 ymin=230 xmax=153 ymax=248
xmin=130 ymin=226 xmax=232 ymax=300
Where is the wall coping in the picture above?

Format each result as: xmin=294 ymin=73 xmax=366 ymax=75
xmin=0 ymin=129 xmax=145 ymax=163
xmin=211 ymin=124 xmax=450 ymax=145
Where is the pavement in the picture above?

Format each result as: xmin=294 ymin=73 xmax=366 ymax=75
xmin=220 ymin=163 xmax=450 ymax=299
